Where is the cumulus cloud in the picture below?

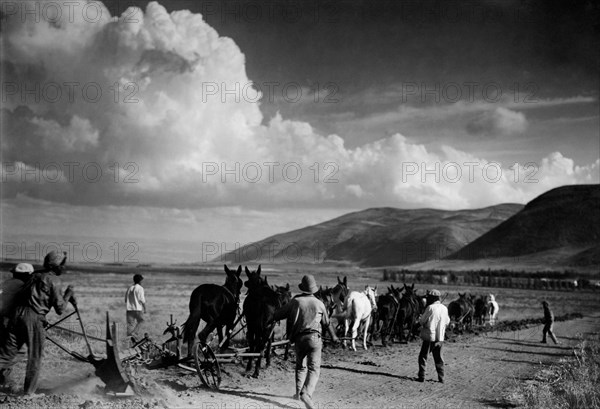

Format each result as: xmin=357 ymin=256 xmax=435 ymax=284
xmin=1 ymin=1 xmax=598 ymax=213
xmin=466 ymin=107 xmax=528 ymax=136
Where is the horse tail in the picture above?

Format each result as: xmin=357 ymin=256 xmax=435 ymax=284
xmin=182 ymin=294 xmax=202 ymax=345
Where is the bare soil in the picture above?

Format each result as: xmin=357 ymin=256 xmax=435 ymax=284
xmin=1 ymin=313 xmax=599 ymax=409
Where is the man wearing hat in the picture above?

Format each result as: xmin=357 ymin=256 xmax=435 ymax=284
xmin=125 ymin=274 xmax=146 ymax=339
xmin=0 ymin=264 xmax=35 ymax=338
xmin=417 ymin=289 xmax=450 ymax=383
xmin=272 ymin=275 xmax=339 ymax=409
xmin=541 ymin=301 xmax=559 ymax=344
xmin=0 ymin=251 xmax=74 ymax=395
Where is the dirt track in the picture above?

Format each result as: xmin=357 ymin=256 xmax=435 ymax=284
xmin=2 ymin=313 xmax=599 ymax=409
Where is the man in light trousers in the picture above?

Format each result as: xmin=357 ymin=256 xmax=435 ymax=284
xmin=125 ymin=274 xmax=146 ymax=339
xmin=273 ymin=275 xmax=339 ymax=409
xmin=417 ymin=289 xmax=450 ymax=383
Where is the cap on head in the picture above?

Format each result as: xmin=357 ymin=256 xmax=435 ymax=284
xmin=10 ymin=263 xmax=34 ymax=275
xmin=134 ymin=274 xmax=144 ymax=284
xmin=427 ymin=289 xmax=441 ymax=297
xmin=298 ymin=274 xmax=318 ymax=294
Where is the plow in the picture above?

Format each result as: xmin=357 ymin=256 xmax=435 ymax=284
xmin=47 ymin=309 xmax=289 ymax=394
xmin=46 ymin=308 xmax=134 ymax=395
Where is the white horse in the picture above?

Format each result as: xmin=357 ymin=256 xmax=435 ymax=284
xmin=487 ymin=294 xmax=499 ymax=325
xmin=334 ymin=286 xmax=378 ymax=351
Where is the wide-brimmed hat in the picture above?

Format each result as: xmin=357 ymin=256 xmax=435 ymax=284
xmin=426 ymin=289 xmax=441 ymax=297
xmin=10 ymin=263 xmax=34 ymax=274
xmin=298 ymin=274 xmax=318 ymax=294
xmin=134 ymin=274 xmax=144 ymax=283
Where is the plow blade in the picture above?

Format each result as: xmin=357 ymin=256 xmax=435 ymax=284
xmin=91 ymin=313 xmax=134 ymax=395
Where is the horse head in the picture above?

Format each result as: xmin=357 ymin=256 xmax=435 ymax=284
xmin=224 ymin=264 xmax=243 ymax=298
xmin=274 ymin=283 xmax=292 ymax=306
xmin=364 ymin=285 xmax=378 ymax=311
xmin=244 ymin=265 xmax=264 ymax=289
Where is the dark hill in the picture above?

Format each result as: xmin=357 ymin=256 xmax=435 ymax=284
xmin=219 ymin=204 xmax=522 ymax=267
xmin=448 ymin=184 xmax=600 ymax=260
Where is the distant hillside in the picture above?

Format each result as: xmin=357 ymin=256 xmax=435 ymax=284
xmin=566 ymin=244 xmax=600 ymax=267
xmin=448 ymin=185 xmax=600 ymax=261
xmin=219 ymin=204 xmax=522 ymax=267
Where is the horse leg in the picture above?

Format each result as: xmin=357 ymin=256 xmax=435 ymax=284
xmin=363 ymin=317 xmax=370 ymax=350
xmin=253 ymin=336 xmax=267 ymax=378
xmin=245 ymin=328 xmax=254 ymax=373
xmin=283 ymin=342 xmax=290 ymax=361
xmin=216 ymin=325 xmax=224 ymax=351
xmin=343 ymin=319 xmax=349 ymax=349
xmin=351 ymin=318 xmax=360 ymax=351
xmin=265 ymin=327 xmax=274 ymax=368
xmin=381 ymin=318 xmax=388 ymax=347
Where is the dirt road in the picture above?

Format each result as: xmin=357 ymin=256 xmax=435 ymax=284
xmin=1 ymin=314 xmax=599 ymax=409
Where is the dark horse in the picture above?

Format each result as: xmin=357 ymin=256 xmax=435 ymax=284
xmin=182 ymin=264 xmax=243 ymax=355
xmin=315 ymin=276 xmax=349 ymax=338
xmin=448 ymin=293 xmax=474 ymax=331
xmin=315 ymin=276 xmax=349 ymax=317
xmin=376 ymin=286 xmax=401 ymax=346
xmin=394 ymin=283 xmax=423 ymax=342
xmin=243 ymin=266 xmax=290 ymax=378
xmin=473 ymin=295 xmax=488 ymax=326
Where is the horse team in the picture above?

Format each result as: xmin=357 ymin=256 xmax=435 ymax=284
xmin=182 ymin=264 xmax=499 ymax=377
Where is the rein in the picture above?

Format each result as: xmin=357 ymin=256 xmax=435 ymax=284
xmin=221 ymin=284 xmax=239 ymax=304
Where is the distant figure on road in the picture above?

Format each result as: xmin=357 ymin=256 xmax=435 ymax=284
xmin=487 ymin=294 xmax=499 ymax=325
xmin=417 ymin=289 xmax=450 ymax=383
xmin=125 ymin=274 xmax=146 ymax=340
xmin=541 ymin=300 xmax=559 ymax=344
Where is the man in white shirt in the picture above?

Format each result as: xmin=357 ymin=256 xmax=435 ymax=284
xmin=417 ymin=289 xmax=450 ymax=383
xmin=125 ymin=274 xmax=146 ymax=338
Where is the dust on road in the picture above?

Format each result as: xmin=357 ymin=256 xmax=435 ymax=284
xmin=1 ymin=314 xmax=599 ymax=409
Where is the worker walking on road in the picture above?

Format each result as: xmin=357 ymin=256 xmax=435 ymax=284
xmin=125 ymin=274 xmax=146 ymax=340
xmin=0 ymin=251 xmax=75 ymax=395
xmin=272 ymin=275 xmax=339 ymax=409
xmin=541 ymin=301 xmax=559 ymax=344
xmin=417 ymin=289 xmax=450 ymax=383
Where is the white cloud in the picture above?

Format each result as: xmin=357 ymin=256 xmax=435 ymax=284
xmin=1 ymin=1 xmax=598 ymax=214
xmin=466 ymin=107 xmax=528 ymax=136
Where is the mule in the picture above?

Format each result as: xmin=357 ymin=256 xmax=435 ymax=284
xmin=448 ymin=293 xmax=474 ymax=331
xmin=487 ymin=294 xmax=499 ymax=325
xmin=182 ymin=264 xmax=243 ymax=355
xmin=334 ymin=286 xmax=377 ymax=351
xmin=376 ymin=288 xmax=400 ymax=346
xmin=243 ymin=266 xmax=290 ymax=378
xmin=473 ymin=295 xmax=488 ymax=326
xmin=316 ymin=276 xmax=349 ymax=317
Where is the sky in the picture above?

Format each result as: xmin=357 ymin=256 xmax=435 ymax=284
xmin=1 ymin=0 xmax=599 ymax=262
